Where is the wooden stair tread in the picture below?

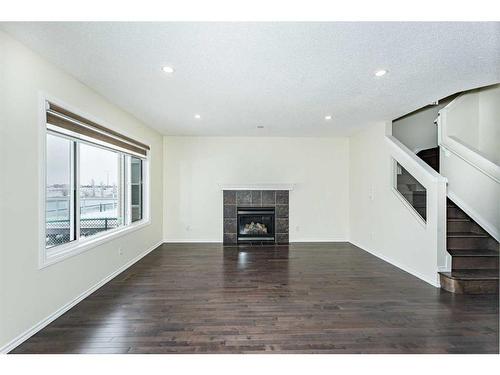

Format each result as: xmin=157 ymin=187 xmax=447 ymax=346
xmin=447 ymin=218 xmax=471 ymax=222
xmin=447 ymin=232 xmax=490 ymax=238
xmin=439 ymin=270 xmax=499 ymax=281
xmin=448 ymin=249 xmax=499 ymax=257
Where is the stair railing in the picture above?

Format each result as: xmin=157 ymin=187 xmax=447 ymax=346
xmin=438 ymin=90 xmax=500 ymax=241
xmin=385 ymin=132 xmax=450 ymax=277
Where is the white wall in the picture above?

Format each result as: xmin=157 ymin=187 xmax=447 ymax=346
xmin=392 ymin=97 xmax=456 ymax=154
xmin=349 ymin=122 xmax=444 ymax=286
xmin=392 ymin=104 xmax=444 ymax=153
xmin=163 ymin=136 xmax=350 ymax=242
xmin=478 ymin=86 xmax=500 ymax=165
xmin=0 ymin=31 xmax=164 ymax=351
xmin=446 ymin=85 xmax=500 ymax=164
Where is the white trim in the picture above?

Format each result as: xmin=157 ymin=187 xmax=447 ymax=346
xmin=448 ymin=189 xmax=499 ymax=242
xmin=436 ymin=181 xmax=450 ymax=273
xmin=0 ymin=240 xmax=163 ymax=354
xmin=38 ymin=92 xmax=152 ymax=268
xmin=438 ymin=95 xmax=500 ymax=183
xmin=440 ymin=140 xmax=500 ymax=183
xmin=350 ymin=240 xmax=440 ymax=288
xmin=290 ymin=238 xmax=348 ymax=243
xmin=386 ymin=135 xmax=446 ymax=184
xmin=74 ymin=141 xmax=81 ymax=240
xmin=219 ymin=183 xmax=295 ymax=191
xmin=163 ymin=239 xmax=222 ymax=243
xmin=38 ymin=93 xmax=48 ymax=268
xmin=143 ymin=156 xmax=151 ymax=225
xmin=163 ymin=238 xmax=349 ymax=244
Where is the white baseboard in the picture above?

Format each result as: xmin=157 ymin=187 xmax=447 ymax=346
xmin=0 ymin=240 xmax=163 ymax=354
xmin=163 ymin=238 xmax=349 ymax=244
xmin=350 ymin=240 xmax=441 ymax=288
xmin=290 ymin=238 xmax=348 ymax=243
xmin=163 ymin=239 xmax=222 ymax=243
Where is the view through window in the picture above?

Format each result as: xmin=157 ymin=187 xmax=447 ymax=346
xmin=131 ymin=156 xmax=143 ymax=222
xmin=46 ymin=134 xmax=74 ymax=248
xmin=45 ymin=133 xmax=146 ymax=251
xmin=79 ymin=143 xmax=121 ymax=239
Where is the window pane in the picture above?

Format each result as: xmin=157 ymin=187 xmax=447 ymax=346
xmin=79 ymin=143 xmax=121 ymax=238
xmin=46 ymin=134 xmax=73 ymax=248
xmin=130 ymin=157 xmax=143 ymax=222
xmin=395 ymin=161 xmax=427 ymax=221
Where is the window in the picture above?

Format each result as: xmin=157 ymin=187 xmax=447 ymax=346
xmin=79 ymin=143 xmax=122 ymax=239
xmin=130 ymin=156 xmax=143 ymax=222
xmin=394 ymin=161 xmax=427 ymax=222
xmin=43 ymin=101 xmax=149 ymax=265
xmin=46 ymin=134 xmax=74 ymax=248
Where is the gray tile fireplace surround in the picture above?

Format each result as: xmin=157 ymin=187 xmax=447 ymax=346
xmin=223 ymin=190 xmax=289 ymax=245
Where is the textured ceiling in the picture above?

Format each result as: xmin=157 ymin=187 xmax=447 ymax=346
xmin=2 ymin=22 xmax=499 ymax=136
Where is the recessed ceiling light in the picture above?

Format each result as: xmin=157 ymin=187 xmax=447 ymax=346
xmin=162 ymin=66 xmax=175 ymax=74
xmin=324 ymin=115 xmax=332 ymax=120
xmin=194 ymin=114 xmax=201 ymax=119
xmin=375 ymin=69 xmax=388 ymax=77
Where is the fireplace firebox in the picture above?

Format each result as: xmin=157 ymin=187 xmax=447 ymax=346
xmin=237 ymin=207 xmax=275 ymax=243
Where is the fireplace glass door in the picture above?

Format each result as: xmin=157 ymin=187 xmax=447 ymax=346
xmin=237 ymin=207 xmax=275 ymax=242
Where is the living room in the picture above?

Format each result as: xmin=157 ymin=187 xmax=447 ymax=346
xmin=1 ymin=2 xmax=499 ymax=373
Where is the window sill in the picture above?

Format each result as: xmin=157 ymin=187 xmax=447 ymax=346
xmin=40 ymin=219 xmax=151 ymax=269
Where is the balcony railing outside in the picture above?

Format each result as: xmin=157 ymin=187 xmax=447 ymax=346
xmin=46 ymin=217 xmax=119 ymax=248
xmin=45 ymin=197 xmax=119 ymax=248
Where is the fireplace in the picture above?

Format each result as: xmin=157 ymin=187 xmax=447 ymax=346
xmin=223 ymin=190 xmax=289 ymax=245
xmin=237 ymin=207 xmax=275 ymax=243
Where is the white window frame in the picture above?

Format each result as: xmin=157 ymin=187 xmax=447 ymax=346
xmin=38 ymin=93 xmax=151 ymax=269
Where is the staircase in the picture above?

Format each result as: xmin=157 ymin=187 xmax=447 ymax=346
xmin=417 ymin=147 xmax=439 ymax=172
xmin=396 ymin=168 xmax=427 ymax=220
xmin=417 ymin=147 xmax=499 ymax=294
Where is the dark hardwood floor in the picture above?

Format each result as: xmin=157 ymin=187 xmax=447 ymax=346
xmin=11 ymin=243 xmax=499 ymax=354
